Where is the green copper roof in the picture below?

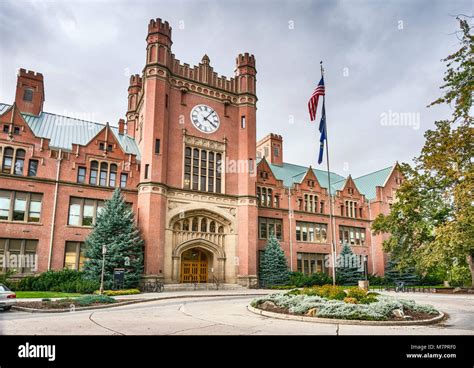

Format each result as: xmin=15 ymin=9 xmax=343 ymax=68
xmin=0 ymin=103 xmax=140 ymax=159
xmin=263 ymin=160 xmax=394 ymax=201
xmin=268 ymin=162 xmax=345 ymax=190
xmin=353 ymin=166 xmax=393 ymax=200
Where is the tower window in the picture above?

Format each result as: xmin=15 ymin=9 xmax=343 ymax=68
xmin=155 ymin=139 xmax=161 ymax=154
xmin=241 ymin=116 xmax=246 ymax=129
xmin=274 ymin=146 xmax=279 ymax=157
xmin=144 ymin=164 xmax=149 ymax=179
xmin=13 ymin=127 xmax=20 ymax=135
xmin=165 ymin=94 xmax=169 ymax=108
xmin=23 ymin=88 xmax=33 ymax=102
xmin=3 ymin=125 xmax=9 ymax=133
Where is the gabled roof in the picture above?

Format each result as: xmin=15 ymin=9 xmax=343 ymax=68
xmin=0 ymin=103 xmax=140 ymax=159
xmin=268 ymin=162 xmax=345 ymax=190
xmin=260 ymin=159 xmax=394 ymax=201
xmin=353 ymin=166 xmax=393 ymax=200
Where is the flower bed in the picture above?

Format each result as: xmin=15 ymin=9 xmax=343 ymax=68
xmin=250 ymin=286 xmax=440 ymax=321
xmin=16 ymin=295 xmax=117 ymax=310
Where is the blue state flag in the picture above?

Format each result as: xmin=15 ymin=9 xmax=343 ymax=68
xmin=318 ymin=100 xmax=326 ymax=164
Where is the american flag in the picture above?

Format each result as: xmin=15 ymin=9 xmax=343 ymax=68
xmin=308 ymin=77 xmax=325 ymax=121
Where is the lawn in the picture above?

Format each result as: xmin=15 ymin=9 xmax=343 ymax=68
xmin=15 ymin=291 xmax=82 ymax=299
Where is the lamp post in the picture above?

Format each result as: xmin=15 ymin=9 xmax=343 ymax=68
xmin=99 ymin=244 xmax=107 ymax=295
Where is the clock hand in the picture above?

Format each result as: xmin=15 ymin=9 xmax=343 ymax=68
xmin=204 ymin=110 xmax=214 ymax=120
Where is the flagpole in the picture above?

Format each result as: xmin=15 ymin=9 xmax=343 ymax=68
xmin=320 ymin=61 xmax=337 ymax=286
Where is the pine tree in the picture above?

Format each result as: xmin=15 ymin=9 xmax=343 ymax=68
xmin=336 ymin=243 xmax=363 ymax=285
xmin=384 ymin=259 xmax=419 ymax=286
xmin=259 ymin=236 xmax=289 ymax=287
xmin=83 ymin=188 xmax=144 ymax=289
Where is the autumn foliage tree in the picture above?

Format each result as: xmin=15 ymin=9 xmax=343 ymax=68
xmin=372 ymin=18 xmax=474 ymax=287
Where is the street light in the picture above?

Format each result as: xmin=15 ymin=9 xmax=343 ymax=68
xmin=99 ymin=244 xmax=107 ymax=295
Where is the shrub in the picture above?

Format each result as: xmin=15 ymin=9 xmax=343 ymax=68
xmin=345 ymin=287 xmax=368 ymax=301
xmin=251 ymin=293 xmax=439 ymax=320
xmin=367 ymin=274 xmax=385 ymax=286
xmin=285 ymin=289 xmax=301 ymax=296
xmin=269 ymin=285 xmax=296 ymax=290
xmin=95 ymin=289 xmax=141 ymax=296
xmin=288 ymin=272 xmax=332 ymax=287
xmin=75 ymin=295 xmax=115 ymax=306
xmin=303 ymin=285 xmax=346 ymax=300
xmin=343 ymin=297 xmax=358 ymax=304
xmin=13 ymin=270 xmax=98 ymax=293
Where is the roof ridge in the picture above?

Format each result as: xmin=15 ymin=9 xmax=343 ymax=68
xmin=353 ymin=166 xmax=393 ymax=180
xmin=279 ymin=161 xmax=343 ymax=178
xmin=0 ymin=102 xmax=112 ymax=128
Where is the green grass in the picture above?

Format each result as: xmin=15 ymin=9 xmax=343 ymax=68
xmin=15 ymin=291 xmax=82 ymax=299
xmin=369 ymin=285 xmax=447 ymax=289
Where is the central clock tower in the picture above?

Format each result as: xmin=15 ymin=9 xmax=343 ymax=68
xmin=127 ymin=18 xmax=258 ymax=286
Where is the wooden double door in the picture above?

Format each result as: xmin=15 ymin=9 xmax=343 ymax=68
xmin=180 ymin=248 xmax=208 ymax=283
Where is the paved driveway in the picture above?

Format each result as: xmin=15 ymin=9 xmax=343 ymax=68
xmin=1 ymin=291 xmax=473 ymax=335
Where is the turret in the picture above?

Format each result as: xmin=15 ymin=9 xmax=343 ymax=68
xmin=235 ymin=53 xmax=256 ymax=95
xmin=146 ymin=18 xmax=172 ymax=66
xmin=256 ymin=133 xmax=283 ymax=166
xmin=14 ymin=68 xmax=45 ymax=116
xmin=126 ymin=74 xmax=142 ymax=138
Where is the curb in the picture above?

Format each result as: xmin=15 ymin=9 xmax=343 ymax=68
xmin=247 ymin=305 xmax=446 ymax=326
xmin=12 ymin=293 xmax=266 ymax=313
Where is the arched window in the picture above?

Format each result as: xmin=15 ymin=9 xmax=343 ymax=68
xmin=99 ymin=162 xmax=108 ymax=186
xmin=2 ymin=147 xmax=14 ymax=174
xmin=173 ymin=222 xmax=181 ymax=231
xmin=14 ymin=149 xmax=25 ymax=175
xmin=209 ymin=221 xmax=216 ymax=233
xmin=109 ymin=164 xmax=117 ymax=187
xmin=218 ymin=226 xmax=224 ymax=233
xmin=183 ymin=219 xmax=189 ymax=231
xmin=200 ymin=218 xmax=207 ymax=232
xmin=192 ymin=218 xmax=198 ymax=232
xmin=90 ymin=161 xmax=98 ymax=185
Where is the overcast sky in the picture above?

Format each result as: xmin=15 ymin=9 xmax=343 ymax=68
xmin=0 ymin=0 xmax=471 ymax=177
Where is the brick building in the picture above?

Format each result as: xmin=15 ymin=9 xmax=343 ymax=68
xmin=0 ymin=18 xmax=401 ymax=287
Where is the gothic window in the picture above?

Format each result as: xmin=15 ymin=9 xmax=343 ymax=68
xmin=200 ymin=218 xmax=207 ymax=232
xmin=183 ymin=146 xmax=223 ymax=194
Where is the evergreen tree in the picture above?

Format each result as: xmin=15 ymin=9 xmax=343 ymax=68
xmin=384 ymin=259 xmax=419 ymax=286
xmin=83 ymin=189 xmax=144 ymax=289
xmin=259 ymin=236 xmax=289 ymax=286
xmin=336 ymin=243 xmax=363 ymax=285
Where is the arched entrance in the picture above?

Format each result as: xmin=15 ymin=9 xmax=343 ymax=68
xmin=180 ymin=248 xmax=209 ymax=283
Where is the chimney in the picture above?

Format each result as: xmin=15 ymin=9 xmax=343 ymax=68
xmin=15 ymin=68 xmax=45 ymax=116
xmin=256 ymin=133 xmax=283 ymax=166
xmin=118 ymin=119 xmax=125 ymax=135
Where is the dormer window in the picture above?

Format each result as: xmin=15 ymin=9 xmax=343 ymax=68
xmin=3 ymin=125 xmax=9 ymax=133
xmin=13 ymin=127 xmax=20 ymax=135
xmin=23 ymin=88 xmax=33 ymax=102
xmin=348 ymin=187 xmax=354 ymax=194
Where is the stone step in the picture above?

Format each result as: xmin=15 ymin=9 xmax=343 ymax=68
xmin=163 ymin=283 xmax=246 ymax=291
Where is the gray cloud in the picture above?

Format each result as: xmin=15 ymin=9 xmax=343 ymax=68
xmin=0 ymin=0 xmax=471 ymax=176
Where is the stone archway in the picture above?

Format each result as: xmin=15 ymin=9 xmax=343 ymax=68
xmin=172 ymin=239 xmax=226 ymax=283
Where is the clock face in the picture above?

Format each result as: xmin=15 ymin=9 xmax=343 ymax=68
xmin=190 ymin=104 xmax=220 ymax=133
